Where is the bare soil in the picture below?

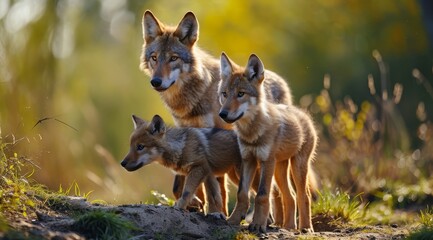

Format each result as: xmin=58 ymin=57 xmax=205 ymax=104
xmin=2 ymin=196 xmax=409 ymax=240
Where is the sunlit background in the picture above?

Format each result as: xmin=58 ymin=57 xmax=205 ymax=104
xmin=1 ymin=0 xmax=432 ymax=205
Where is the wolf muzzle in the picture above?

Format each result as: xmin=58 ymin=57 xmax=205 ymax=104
xmin=121 ymin=158 xmax=144 ymax=171
xmin=150 ymin=77 xmax=162 ymax=87
xmin=219 ymin=110 xmax=244 ymax=124
xmin=219 ymin=110 xmax=228 ymax=120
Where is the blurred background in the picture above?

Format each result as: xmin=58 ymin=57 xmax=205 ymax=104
xmin=0 ymin=0 xmax=432 ymax=206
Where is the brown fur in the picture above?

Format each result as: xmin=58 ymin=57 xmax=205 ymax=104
xmin=140 ymin=10 xmax=293 ymax=216
xmin=218 ymin=53 xmax=317 ymax=233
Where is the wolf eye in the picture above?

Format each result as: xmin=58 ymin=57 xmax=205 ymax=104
xmin=169 ymin=56 xmax=178 ymax=62
xmin=151 ymin=56 xmax=157 ymax=61
xmin=136 ymin=144 xmax=145 ymax=151
xmin=222 ymin=92 xmax=227 ymax=98
xmin=237 ymin=92 xmax=245 ymax=98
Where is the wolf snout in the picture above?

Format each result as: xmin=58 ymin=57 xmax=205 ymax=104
xmin=219 ymin=110 xmax=228 ymax=119
xmin=150 ymin=78 xmax=162 ymax=87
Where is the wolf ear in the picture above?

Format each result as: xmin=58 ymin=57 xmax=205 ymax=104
xmin=142 ymin=10 xmax=163 ymax=44
xmin=174 ymin=12 xmax=198 ymax=47
xmin=220 ymin=52 xmax=233 ymax=80
xmin=149 ymin=115 xmax=166 ymax=135
xmin=132 ymin=115 xmax=146 ymax=129
xmin=246 ymin=54 xmax=265 ymax=83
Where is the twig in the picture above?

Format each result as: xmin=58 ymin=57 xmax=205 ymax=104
xmin=32 ymin=117 xmax=78 ymax=132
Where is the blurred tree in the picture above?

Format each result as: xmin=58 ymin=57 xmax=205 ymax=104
xmin=0 ymin=0 xmax=58 ymax=135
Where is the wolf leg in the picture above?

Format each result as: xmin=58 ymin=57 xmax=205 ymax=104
xmin=290 ymin=156 xmax=313 ymax=232
xmin=175 ymin=167 xmax=207 ymax=210
xmin=228 ymin=158 xmax=257 ymax=225
xmin=173 ymin=174 xmax=204 ymax=212
xmin=274 ymin=160 xmax=297 ymax=230
xmin=204 ymin=174 xmax=224 ymax=216
xmin=249 ymin=159 xmax=276 ymax=233
xmin=216 ymin=176 xmax=228 ymax=215
xmin=271 ymin=184 xmax=283 ymax=226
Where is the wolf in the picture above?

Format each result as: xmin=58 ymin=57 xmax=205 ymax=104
xmin=139 ymin=10 xmax=293 ymax=216
xmin=218 ymin=53 xmax=318 ymax=233
xmin=121 ymin=114 xmax=261 ymax=215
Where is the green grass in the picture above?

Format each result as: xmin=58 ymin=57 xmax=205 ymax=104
xmin=0 ymin=135 xmax=105 ymax=236
xmin=406 ymin=227 xmax=433 ymax=240
xmin=233 ymin=230 xmax=258 ymax=240
xmin=44 ymin=181 xmax=96 ymax=215
xmin=313 ymin=188 xmax=367 ymax=224
xmin=419 ymin=206 xmax=433 ymax=228
xmin=402 ymin=206 xmax=433 ymax=240
xmin=0 ymin=137 xmax=46 ymax=219
xmin=71 ymin=210 xmax=137 ymax=240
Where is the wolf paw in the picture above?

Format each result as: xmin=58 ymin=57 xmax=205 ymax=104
xmin=207 ymin=212 xmax=226 ymax=220
xmin=173 ymin=204 xmax=187 ymax=212
xmin=186 ymin=197 xmax=204 ymax=212
xmin=248 ymin=222 xmax=267 ymax=233
xmin=267 ymin=215 xmax=275 ymax=226
xmin=282 ymin=223 xmax=297 ymax=230
xmin=301 ymin=227 xmax=314 ymax=233
xmin=227 ymin=214 xmax=244 ymax=225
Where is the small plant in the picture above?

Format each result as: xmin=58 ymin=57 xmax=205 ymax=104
xmin=42 ymin=179 xmax=98 ymax=215
xmin=233 ymin=230 xmax=257 ymax=240
xmin=151 ymin=190 xmax=175 ymax=206
xmin=71 ymin=210 xmax=137 ymax=240
xmin=419 ymin=206 xmax=433 ymax=228
xmin=57 ymin=180 xmax=94 ymax=199
xmin=313 ymin=188 xmax=367 ymax=224
xmin=0 ymin=135 xmax=45 ymax=219
xmin=405 ymin=206 xmax=433 ymax=240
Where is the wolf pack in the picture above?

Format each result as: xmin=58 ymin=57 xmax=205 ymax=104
xmin=120 ymin=10 xmax=318 ymax=234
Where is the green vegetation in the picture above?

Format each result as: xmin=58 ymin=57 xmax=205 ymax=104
xmin=419 ymin=206 xmax=433 ymax=228
xmin=151 ymin=190 xmax=175 ymax=206
xmin=71 ymin=210 xmax=137 ymax=240
xmin=44 ymin=181 xmax=95 ymax=214
xmin=0 ymin=136 xmax=45 ymax=219
xmin=313 ymin=189 xmax=366 ymax=224
xmin=406 ymin=228 xmax=433 ymax=240
xmin=233 ymin=232 xmax=258 ymax=240
xmin=406 ymin=207 xmax=433 ymax=240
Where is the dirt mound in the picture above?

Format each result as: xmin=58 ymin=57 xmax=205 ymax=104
xmin=4 ymin=196 xmax=409 ymax=239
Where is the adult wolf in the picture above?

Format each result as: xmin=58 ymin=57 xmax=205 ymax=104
xmin=218 ymin=53 xmax=317 ymax=233
xmin=140 ymin=10 xmax=292 ymax=216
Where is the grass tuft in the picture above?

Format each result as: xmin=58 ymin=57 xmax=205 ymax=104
xmin=406 ymin=206 xmax=433 ymax=239
xmin=233 ymin=230 xmax=258 ymax=240
xmin=0 ymin=137 xmax=47 ymax=219
xmin=71 ymin=210 xmax=137 ymax=240
xmin=313 ymin=188 xmax=367 ymax=224
xmin=419 ymin=206 xmax=433 ymax=228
